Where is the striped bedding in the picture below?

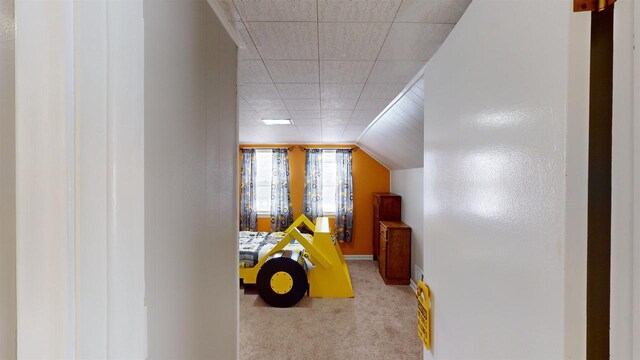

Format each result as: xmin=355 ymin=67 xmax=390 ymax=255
xmin=239 ymin=231 xmax=310 ymax=268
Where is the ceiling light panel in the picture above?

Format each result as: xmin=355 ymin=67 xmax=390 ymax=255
xmin=259 ymin=111 xmax=292 ymax=120
xmin=262 ymin=119 xmax=293 ymax=125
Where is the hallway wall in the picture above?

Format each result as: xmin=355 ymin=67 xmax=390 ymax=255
xmin=421 ymin=1 xmax=590 ymax=359
xmin=144 ymin=1 xmax=238 ymax=358
xmin=0 ymin=0 xmax=15 ymax=357
xmin=390 ymin=168 xmax=424 ymax=286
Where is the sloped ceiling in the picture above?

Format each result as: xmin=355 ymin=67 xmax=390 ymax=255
xmin=212 ymin=0 xmax=470 ymax=144
xmin=357 ymin=77 xmax=424 ymax=170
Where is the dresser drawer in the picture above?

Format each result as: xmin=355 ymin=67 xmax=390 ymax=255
xmin=379 ymin=224 xmax=387 ymax=239
xmin=378 ymin=220 xmax=411 ymax=285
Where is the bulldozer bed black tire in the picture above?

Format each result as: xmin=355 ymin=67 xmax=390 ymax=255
xmin=257 ymin=254 xmax=308 ymax=308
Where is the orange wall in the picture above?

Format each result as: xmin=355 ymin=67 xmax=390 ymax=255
xmin=240 ymin=144 xmax=390 ymax=255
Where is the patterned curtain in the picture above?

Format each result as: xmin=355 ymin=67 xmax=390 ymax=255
xmin=270 ymin=149 xmax=293 ymax=231
xmin=240 ymin=149 xmax=257 ymax=231
xmin=303 ymin=149 xmax=323 ymax=223
xmin=335 ymin=149 xmax=354 ymax=242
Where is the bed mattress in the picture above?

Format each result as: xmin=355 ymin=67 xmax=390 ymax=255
xmin=239 ymin=231 xmax=311 ymax=268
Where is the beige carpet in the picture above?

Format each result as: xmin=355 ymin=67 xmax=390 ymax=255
xmin=240 ymin=260 xmax=422 ymax=359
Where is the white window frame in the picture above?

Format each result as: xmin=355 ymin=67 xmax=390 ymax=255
xmin=321 ymin=150 xmax=337 ymax=216
xmin=254 ymin=149 xmax=272 ymax=218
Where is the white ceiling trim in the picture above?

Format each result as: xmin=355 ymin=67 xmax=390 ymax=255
xmin=206 ymin=0 xmax=244 ymax=47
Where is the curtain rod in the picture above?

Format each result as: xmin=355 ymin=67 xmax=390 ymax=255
xmin=297 ymin=146 xmax=359 ymax=152
xmin=240 ymin=146 xmax=295 ymax=151
xmin=240 ymin=146 xmax=358 ymax=152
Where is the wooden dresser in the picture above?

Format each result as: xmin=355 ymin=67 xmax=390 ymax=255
xmin=372 ymin=193 xmax=401 ymax=260
xmin=378 ymin=221 xmax=411 ymax=285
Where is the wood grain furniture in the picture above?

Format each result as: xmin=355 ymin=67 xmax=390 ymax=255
xmin=378 ymin=221 xmax=411 ymax=285
xmin=372 ymin=193 xmax=401 ymax=260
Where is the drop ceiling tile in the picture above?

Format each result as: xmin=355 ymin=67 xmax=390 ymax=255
xmin=322 ymin=126 xmax=346 ymax=138
xmin=320 ymin=61 xmax=375 ymax=83
xmin=395 ymin=0 xmax=472 ymax=24
xmin=378 ymin=23 xmax=453 ymax=61
xmin=321 ymin=98 xmax=358 ymax=111
xmin=246 ymin=22 xmax=318 ymax=60
xmin=258 ymin=110 xmax=292 ymax=120
xmin=247 ymin=98 xmax=287 ymax=111
xmin=317 ymin=0 xmax=402 ymax=22
xmin=293 ymin=118 xmax=322 ymax=125
xmin=232 ymin=22 xmax=261 ymax=60
xmin=239 ymin=110 xmax=261 ymax=122
xmin=345 ymin=123 xmax=368 ymax=134
xmin=322 ymin=119 xmax=349 ymax=127
xmin=238 ymin=84 xmax=281 ymax=100
xmin=296 ymin=124 xmax=322 ymax=133
xmin=238 ymin=60 xmax=273 ymax=84
xmin=319 ymin=23 xmax=391 ymax=60
xmin=216 ymin=0 xmax=242 ymax=21
xmin=239 ymin=97 xmax=253 ymax=110
xmin=321 ymin=84 xmax=364 ymax=99
xmin=265 ymin=60 xmax=319 ymax=84
xmin=367 ymin=61 xmax=425 ymax=83
xmin=322 ymin=110 xmax=352 ymax=120
xmin=290 ymin=110 xmax=322 ymax=119
xmin=234 ymin=0 xmax=317 ymax=21
xmin=276 ymin=84 xmax=320 ymax=99
xmin=360 ymin=83 xmax=405 ymax=99
xmin=350 ymin=110 xmax=381 ymax=123
xmin=355 ymin=98 xmax=393 ymax=112
xmin=284 ymin=99 xmax=321 ymax=111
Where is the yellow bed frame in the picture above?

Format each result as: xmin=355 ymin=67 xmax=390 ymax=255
xmin=240 ymin=215 xmax=354 ymax=305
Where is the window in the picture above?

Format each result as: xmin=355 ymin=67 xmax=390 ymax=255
xmin=255 ymin=149 xmax=272 ymax=216
xmin=321 ymin=150 xmax=337 ymax=215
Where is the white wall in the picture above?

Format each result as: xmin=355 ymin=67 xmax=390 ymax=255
xmin=421 ymin=1 xmax=590 ymax=359
xmin=15 ymin=1 xmax=146 ymax=357
xmin=391 ymin=168 xmax=424 ymax=285
xmin=610 ymin=1 xmax=639 ymax=358
xmin=15 ymin=3 xmax=77 ymax=355
xmin=0 ymin=0 xmax=15 ymax=357
xmin=144 ymin=1 xmax=238 ymax=358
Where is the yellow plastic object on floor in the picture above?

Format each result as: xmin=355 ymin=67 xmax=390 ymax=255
xmin=416 ymin=280 xmax=432 ymax=350
xmin=240 ymin=215 xmax=354 ymax=299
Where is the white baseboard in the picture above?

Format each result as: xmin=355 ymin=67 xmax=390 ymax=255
xmin=410 ymin=278 xmax=418 ymax=292
xmin=344 ymin=254 xmax=374 ymax=261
